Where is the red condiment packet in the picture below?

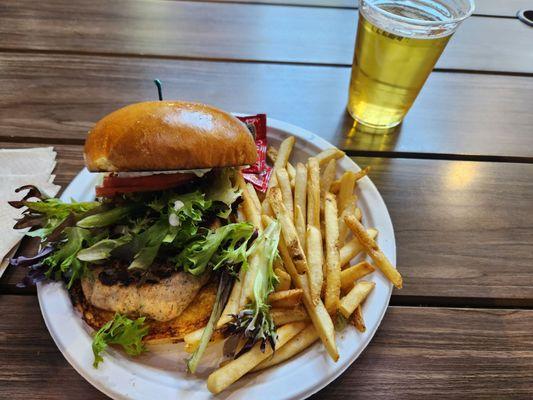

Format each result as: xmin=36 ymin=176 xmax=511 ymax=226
xmin=243 ymin=165 xmax=272 ymax=193
xmin=238 ymin=114 xmax=272 ymax=192
xmin=238 ymin=114 xmax=267 ymax=174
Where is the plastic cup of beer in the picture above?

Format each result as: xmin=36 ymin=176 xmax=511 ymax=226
xmin=347 ymin=0 xmax=475 ymax=129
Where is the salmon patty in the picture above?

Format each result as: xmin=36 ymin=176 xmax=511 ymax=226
xmin=81 ymin=268 xmax=210 ymax=322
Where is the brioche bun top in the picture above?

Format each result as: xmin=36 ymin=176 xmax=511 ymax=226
xmin=84 ymin=101 xmax=257 ymax=172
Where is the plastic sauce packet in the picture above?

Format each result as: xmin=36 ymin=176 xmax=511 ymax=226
xmin=243 ymin=165 xmax=272 ymax=193
xmin=238 ymin=114 xmax=272 ymax=192
xmin=238 ymin=114 xmax=267 ymax=174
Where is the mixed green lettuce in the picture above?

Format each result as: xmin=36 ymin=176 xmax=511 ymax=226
xmin=187 ymin=220 xmax=281 ymax=372
xmin=10 ymin=169 xmax=278 ymax=370
xmin=225 ymin=220 xmax=280 ymax=355
xmin=12 ymin=169 xmax=249 ymax=287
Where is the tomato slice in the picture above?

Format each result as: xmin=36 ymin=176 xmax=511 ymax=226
xmin=96 ymin=172 xmax=196 ymax=197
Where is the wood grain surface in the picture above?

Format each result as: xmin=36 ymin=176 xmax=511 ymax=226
xmin=1 ymin=1 xmax=532 ymax=73
xmin=3 ymin=143 xmax=532 ymax=306
xmin=196 ymin=0 xmax=531 ymax=17
xmin=1 ymin=295 xmax=532 ymax=399
xmin=2 ymin=53 xmax=533 ymax=160
xmin=1 ymin=0 xmax=532 ymax=398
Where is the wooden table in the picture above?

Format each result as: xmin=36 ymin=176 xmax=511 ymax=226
xmin=1 ymin=0 xmax=533 ymax=398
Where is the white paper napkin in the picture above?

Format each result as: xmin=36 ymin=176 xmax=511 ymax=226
xmin=0 ymin=147 xmax=60 ymax=279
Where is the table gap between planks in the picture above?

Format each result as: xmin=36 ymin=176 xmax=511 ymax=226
xmin=0 ymin=0 xmax=532 ymax=399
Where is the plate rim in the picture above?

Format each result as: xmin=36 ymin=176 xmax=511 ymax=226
xmin=37 ymin=116 xmax=395 ymax=400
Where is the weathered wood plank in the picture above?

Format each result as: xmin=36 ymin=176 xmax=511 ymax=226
xmin=196 ymin=0 xmax=530 ymax=17
xmin=1 ymin=53 xmax=533 ymax=160
xmin=2 ymin=144 xmax=532 ymax=305
xmin=0 ymin=1 xmax=531 ymax=73
xmin=1 ymin=295 xmax=531 ymax=399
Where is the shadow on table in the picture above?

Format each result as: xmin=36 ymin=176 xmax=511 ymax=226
xmin=332 ymin=113 xmax=402 ymax=153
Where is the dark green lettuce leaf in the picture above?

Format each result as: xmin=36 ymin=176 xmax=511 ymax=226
xmin=77 ymin=236 xmax=133 ymax=262
xmin=128 ymin=219 xmax=169 ymax=270
xmin=43 ymin=227 xmax=92 ymax=288
xmin=77 ymin=205 xmax=136 ymax=228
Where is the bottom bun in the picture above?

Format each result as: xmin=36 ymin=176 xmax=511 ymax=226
xmin=70 ymin=281 xmax=217 ymax=344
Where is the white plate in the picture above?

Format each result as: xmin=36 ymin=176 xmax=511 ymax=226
xmin=37 ymin=117 xmax=395 ymax=400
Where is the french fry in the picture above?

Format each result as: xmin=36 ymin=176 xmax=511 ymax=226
xmin=207 ymin=322 xmax=306 ymax=394
xmin=298 ymin=275 xmax=339 ymax=361
xmin=274 ymin=137 xmax=295 ymax=170
xmin=267 ymin=146 xmax=296 ymax=187
xmin=315 ymin=148 xmax=345 ymax=166
xmin=253 ymin=325 xmax=319 ymax=372
xmin=294 ymin=163 xmax=307 ymax=247
xmin=236 ymin=173 xmax=262 ymax=231
xmin=324 ymin=192 xmax=341 ymax=314
xmin=330 ymin=179 xmax=340 ymax=194
xmin=337 ymin=171 xmax=357 ymax=214
xmin=338 ymin=196 xmax=356 ymax=245
xmin=268 ymin=187 xmax=308 ymax=274
xmin=354 ymin=166 xmax=371 ymax=182
xmin=275 ymin=267 xmax=291 ymax=291
xmin=352 ymin=305 xmax=366 ymax=332
xmin=295 ymin=205 xmax=306 ymax=251
xmin=267 ymin=146 xmax=278 ymax=163
xmin=267 ymin=146 xmax=278 ymax=164
xmin=273 ymin=254 xmax=286 ymax=272
xmin=340 ymin=228 xmax=378 ymax=267
xmin=271 ymin=215 xmax=338 ymax=361
xmin=261 ymin=214 xmax=274 ymax=229
xmin=341 ymin=261 xmax=375 ymax=291
xmin=276 ymin=168 xmax=294 ymax=217
xmin=184 ymin=329 xmax=225 ymax=353
xmin=355 ymin=207 xmax=362 ymax=221
xmin=268 ymin=288 xmax=303 ymax=308
xmin=271 ymin=306 xmax=309 ymax=326
xmin=270 ymin=190 xmax=338 ymax=360
xmin=331 ymin=167 xmax=371 ymax=193
xmin=339 ymin=281 xmax=375 ymax=319
xmin=287 ymin=162 xmax=296 ymax=187
xmin=320 ymin=159 xmax=336 ymax=203
xmin=306 ymin=225 xmax=324 ymax=305
xmin=306 ymin=157 xmax=320 ymax=228
xmin=261 ymin=198 xmax=274 ymax=218
xmin=344 ymin=215 xmax=403 ymax=288
xmin=246 ymin=182 xmax=261 ymax=213
xmin=265 ymin=137 xmax=295 ymax=214
xmin=278 ymin=232 xmax=298 ymax=277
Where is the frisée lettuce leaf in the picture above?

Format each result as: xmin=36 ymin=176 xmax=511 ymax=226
xmin=205 ymin=169 xmax=241 ymax=218
xmin=92 ymin=313 xmax=149 ymax=368
xmin=176 ymin=222 xmax=255 ymax=276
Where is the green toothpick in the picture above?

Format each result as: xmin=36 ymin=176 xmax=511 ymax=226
xmin=154 ymin=79 xmax=163 ymax=101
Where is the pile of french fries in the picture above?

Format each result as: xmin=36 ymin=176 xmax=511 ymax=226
xmin=185 ymin=137 xmax=403 ymax=394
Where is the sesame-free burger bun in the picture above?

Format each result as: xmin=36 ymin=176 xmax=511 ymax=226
xmin=84 ymin=101 xmax=257 ymax=172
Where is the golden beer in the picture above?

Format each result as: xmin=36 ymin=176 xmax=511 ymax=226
xmin=347 ymin=0 xmax=474 ymax=129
